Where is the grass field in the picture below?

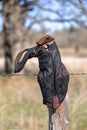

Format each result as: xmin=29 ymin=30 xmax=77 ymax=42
xmin=0 ymin=47 xmax=87 ymax=130
xmin=0 ymin=74 xmax=87 ymax=130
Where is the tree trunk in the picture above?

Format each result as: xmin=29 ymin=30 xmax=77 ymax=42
xmin=3 ymin=0 xmax=13 ymax=74
xmin=3 ymin=0 xmax=33 ymax=74
xmin=3 ymin=25 xmax=13 ymax=74
xmin=3 ymin=0 xmax=24 ymax=74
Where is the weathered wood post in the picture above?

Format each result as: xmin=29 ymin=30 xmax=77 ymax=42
xmin=48 ymin=93 xmax=69 ymax=130
xmin=48 ymin=106 xmax=64 ymax=130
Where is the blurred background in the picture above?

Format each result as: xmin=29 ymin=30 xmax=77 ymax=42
xmin=0 ymin=0 xmax=87 ymax=130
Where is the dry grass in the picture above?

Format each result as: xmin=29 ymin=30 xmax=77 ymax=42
xmin=0 ymin=75 xmax=87 ymax=130
xmin=0 ymin=53 xmax=87 ymax=130
xmin=69 ymin=75 xmax=87 ymax=130
xmin=0 ymin=77 xmax=48 ymax=130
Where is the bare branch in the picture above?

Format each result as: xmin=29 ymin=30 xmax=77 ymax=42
xmin=20 ymin=1 xmax=37 ymax=7
xmin=36 ymin=2 xmax=63 ymax=18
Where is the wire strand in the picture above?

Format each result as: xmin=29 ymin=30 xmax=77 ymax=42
xmin=0 ymin=73 xmax=87 ymax=77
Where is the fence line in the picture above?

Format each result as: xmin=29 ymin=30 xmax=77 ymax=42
xmin=0 ymin=73 xmax=87 ymax=77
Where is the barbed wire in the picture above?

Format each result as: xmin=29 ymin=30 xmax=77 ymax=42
xmin=0 ymin=73 xmax=87 ymax=77
xmin=0 ymin=73 xmax=37 ymax=77
xmin=69 ymin=73 xmax=87 ymax=76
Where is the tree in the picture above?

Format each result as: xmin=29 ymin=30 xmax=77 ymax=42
xmin=3 ymin=0 xmax=36 ymax=74
xmin=27 ymin=0 xmax=87 ymax=30
xmin=1 ymin=0 xmax=87 ymax=73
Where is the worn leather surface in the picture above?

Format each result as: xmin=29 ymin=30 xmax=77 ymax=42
xmin=14 ymin=42 xmax=69 ymax=105
xmin=36 ymin=34 xmax=54 ymax=49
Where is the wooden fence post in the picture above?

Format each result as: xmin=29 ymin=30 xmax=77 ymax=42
xmin=48 ymin=107 xmax=63 ymax=130
xmin=48 ymin=93 xmax=69 ymax=130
